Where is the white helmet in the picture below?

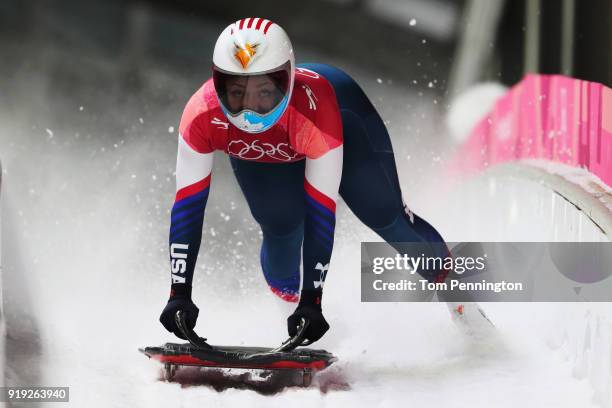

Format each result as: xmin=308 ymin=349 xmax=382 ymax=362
xmin=212 ymin=18 xmax=295 ymax=134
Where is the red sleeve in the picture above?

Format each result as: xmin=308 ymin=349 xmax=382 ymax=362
xmin=178 ymin=85 xmax=214 ymax=154
xmin=293 ymin=77 xmax=344 ymax=159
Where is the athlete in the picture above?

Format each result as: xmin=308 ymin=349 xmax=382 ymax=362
xmin=159 ymin=18 xmax=488 ymax=344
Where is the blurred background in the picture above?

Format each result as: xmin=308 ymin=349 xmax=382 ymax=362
xmin=2 ymin=0 xmax=610 ymax=118
xmin=0 ymin=1 xmax=611 ymax=407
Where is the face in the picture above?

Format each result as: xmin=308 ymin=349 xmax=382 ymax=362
xmin=225 ymin=75 xmax=281 ymax=114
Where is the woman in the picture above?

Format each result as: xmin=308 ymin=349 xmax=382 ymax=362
xmin=159 ymin=18 xmax=482 ymax=344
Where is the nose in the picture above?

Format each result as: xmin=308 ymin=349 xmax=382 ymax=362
xmin=243 ymin=91 xmax=260 ymax=111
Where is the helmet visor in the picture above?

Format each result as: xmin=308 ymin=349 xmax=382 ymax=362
xmin=213 ymin=61 xmax=291 ymax=116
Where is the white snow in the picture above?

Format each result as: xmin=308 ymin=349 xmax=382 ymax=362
xmin=446 ymin=82 xmax=508 ymax=143
xmin=2 ymin=137 xmax=608 ymax=407
xmin=1 ymin=67 xmax=608 ymax=408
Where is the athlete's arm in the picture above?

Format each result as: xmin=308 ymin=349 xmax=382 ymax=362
xmin=168 ymin=134 xmax=213 ymax=298
xmin=296 ymin=74 xmax=344 ymax=305
xmin=160 ymin=87 xmax=216 ymax=338
xmin=301 ymin=144 xmax=343 ymax=303
xmin=160 ymin=134 xmax=212 ymax=337
xmin=287 ymin=144 xmax=342 ymax=342
xmin=286 ymin=73 xmax=343 ymax=342
xmin=164 ymin=85 xmax=216 ymax=301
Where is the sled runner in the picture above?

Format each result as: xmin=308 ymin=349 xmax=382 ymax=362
xmin=140 ymin=311 xmax=336 ymax=387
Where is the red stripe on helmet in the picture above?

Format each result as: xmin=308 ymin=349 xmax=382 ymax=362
xmin=239 ymin=19 xmax=245 ymax=29
xmin=263 ymin=20 xmax=273 ymax=34
xmin=246 ymin=17 xmax=254 ymax=28
xmin=255 ymin=18 xmax=265 ymax=30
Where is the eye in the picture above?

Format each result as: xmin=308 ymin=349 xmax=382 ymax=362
xmin=230 ymin=90 xmax=244 ymax=98
xmin=260 ymin=90 xmax=272 ymax=97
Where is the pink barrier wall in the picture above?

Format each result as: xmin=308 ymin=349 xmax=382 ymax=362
xmin=451 ymin=74 xmax=612 ymax=187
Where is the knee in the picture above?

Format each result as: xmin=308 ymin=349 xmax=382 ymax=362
xmin=260 ymin=226 xmax=303 ymax=279
xmin=349 ymin=198 xmax=404 ymax=230
xmin=260 ymin=229 xmax=302 ymax=302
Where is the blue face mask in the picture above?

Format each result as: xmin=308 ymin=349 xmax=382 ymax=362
xmin=220 ymin=92 xmax=290 ymax=133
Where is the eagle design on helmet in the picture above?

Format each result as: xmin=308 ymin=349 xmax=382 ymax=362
xmin=234 ymin=42 xmax=259 ymax=69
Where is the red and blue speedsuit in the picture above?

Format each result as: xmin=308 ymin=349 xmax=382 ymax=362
xmin=163 ymin=64 xmax=449 ymax=340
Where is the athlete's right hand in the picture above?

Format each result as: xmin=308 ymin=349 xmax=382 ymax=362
xmin=159 ymin=293 xmax=199 ymax=340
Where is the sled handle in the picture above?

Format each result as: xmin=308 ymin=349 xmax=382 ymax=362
xmin=175 ymin=310 xmax=213 ymax=350
xmin=270 ymin=317 xmax=311 ymax=352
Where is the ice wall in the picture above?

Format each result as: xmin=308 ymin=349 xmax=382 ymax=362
xmin=431 ymin=169 xmax=611 ymax=407
xmin=442 ymin=74 xmax=612 ymax=407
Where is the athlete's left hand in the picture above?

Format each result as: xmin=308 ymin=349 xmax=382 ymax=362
xmin=287 ymin=289 xmax=329 ymax=343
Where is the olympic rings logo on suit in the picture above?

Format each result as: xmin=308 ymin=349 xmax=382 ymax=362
xmin=228 ymin=139 xmax=299 ymax=161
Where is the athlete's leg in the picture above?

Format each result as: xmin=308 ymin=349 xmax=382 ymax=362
xmin=300 ymin=63 xmax=449 ymax=282
xmin=301 ymin=64 xmax=495 ymax=334
xmin=229 ymin=158 xmax=305 ymax=302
